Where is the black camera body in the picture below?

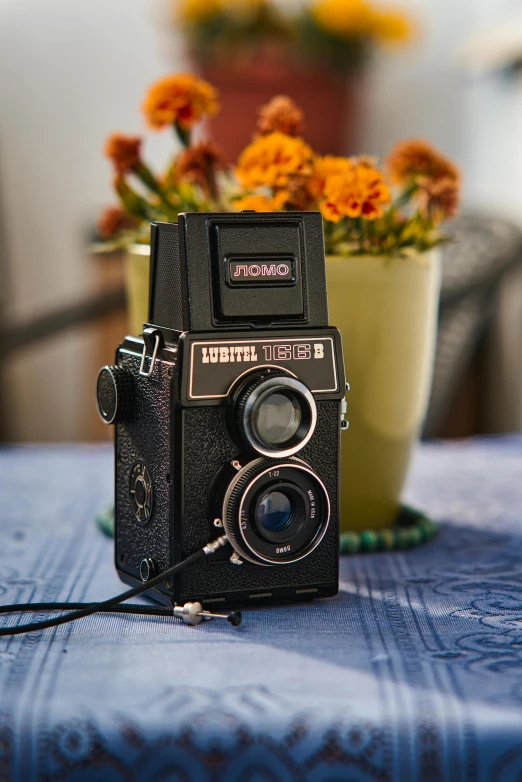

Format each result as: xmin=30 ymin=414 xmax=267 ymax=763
xmin=97 ymin=211 xmax=346 ymax=610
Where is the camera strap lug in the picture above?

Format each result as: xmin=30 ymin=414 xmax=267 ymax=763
xmin=139 ymin=328 xmax=163 ymax=377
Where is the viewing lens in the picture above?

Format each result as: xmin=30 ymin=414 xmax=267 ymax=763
xmin=254 ymin=392 xmax=301 ymax=446
xmin=256 ymin=490 xmax=293 ymax=533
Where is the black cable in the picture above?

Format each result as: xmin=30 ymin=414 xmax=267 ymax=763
xmin=0 ymin=540 xmax=239 ymax=636
xmin=0 ymin=603 xmax=173 ymax=617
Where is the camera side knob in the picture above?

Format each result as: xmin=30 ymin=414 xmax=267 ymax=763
xmin=96 ymin=365 xmax=134 ymax=425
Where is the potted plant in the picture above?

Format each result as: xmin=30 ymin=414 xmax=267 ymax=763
xmin=96 ymin=77 xmax=461 ymax=533
xmin=174 ymin=0 xmax=413 ymax=157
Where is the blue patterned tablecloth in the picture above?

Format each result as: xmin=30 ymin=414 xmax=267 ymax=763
xmin=1 ymin=438 xmax=522 ymax=781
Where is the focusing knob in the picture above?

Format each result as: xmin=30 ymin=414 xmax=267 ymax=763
xmin=96 ymin=365 xmax=135 ymax=424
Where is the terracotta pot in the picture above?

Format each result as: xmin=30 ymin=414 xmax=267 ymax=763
xmin=325 ymin=250 xmax=442 ymax=531
xmin=199 ymin=57 xmax=363 ymax=159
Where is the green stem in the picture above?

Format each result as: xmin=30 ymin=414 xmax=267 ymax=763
xmin=114 ymin=176 xmax=151 ymax=221
xmin=174 ymin=122 xmax=191 ymax=148
xmin=133 ymin=163 xmax=179 ymax=220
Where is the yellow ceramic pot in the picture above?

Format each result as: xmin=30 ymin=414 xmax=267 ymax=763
xmin=125 ymin=244 xmax=150 ymax=336
xmin=325 ymin=250 xmax=441 ymax=531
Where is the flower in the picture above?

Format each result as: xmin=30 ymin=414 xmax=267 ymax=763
xmin=236 ymin=132 xmax=314 ymax=190
xmin=142 ymin=73 xmax=219 ymax=131
xmin=233 ymin=191 xmax=289 ymax=212
xmin=310 ymin=0 xmax=374 ymax=38
xmin=104 ymin=134 xmax=142 ymax=174
xmin=257 ymin=96 xmax=304 ymax=137
xmin=310 ymin=154 xmax=353 ymax=198
xmin=178 ymin=0 xmax=222 ymax=23
xmin=97 ymin=206 xmax=137 ymax=239
xmin=371 ymin=8 xmax=413 ymax=45
xmin=416 ymin=176 xmax=461 ymax=222
xmin=319 ymin=161 xmax=391 ymax=222
xmin=176 ymin=141 xmax=227 ymax=198
xmin=386 ymin=139 xmax=460 ymax=185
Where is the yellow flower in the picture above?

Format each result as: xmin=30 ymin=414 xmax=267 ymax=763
xmin=236 ymin=132 xmax=314 ymax=190
xmin=142 ymin=73 xmax=219 ymax=131
xmin=311 ymin=0 xmax=374 ymax=38
xmin=319 ymin=162 xmax=391 ymax=222
xmin=234 ymin=192 xmax=289 ymax=212
xmin=178 ymin=0 xmax=265 ymax=21
xmin=371 ymin=8 xmax=413 ymax=46
xmin=177 ymin=0 xmax=221 ymax=23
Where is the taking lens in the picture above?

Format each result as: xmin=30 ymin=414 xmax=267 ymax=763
xmin=254 ymin=392 xmax=301 ymax=446
xmin=256 ymin=490 xmax=293 ymax=533
xmin=222 ymin=458 xmax=330 ymax=565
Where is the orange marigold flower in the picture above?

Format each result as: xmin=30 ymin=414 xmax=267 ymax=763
xmin=257 ymin=96 xmax=304 ymax=137
xmin=97 ymin=206 xmax=137 ymax=239
xmin=177 ymin=141 xmax=226 ymax=198
xmin=416 ymin=175 xmax=461 ymax=222
xmin=104 ymin=133 xmax=142 ymax=174
xmin=234 ymin=191 xmax=289 ymax=212
xmin=236 ymin=132 xmax=314 ymax=190
xmin=387 ymin=139 xmax=460 ymax=185
xmin=178 ymin=0 xmax=222 ymax=23
xmin=311 ymin=0 xmax=374 ymax=37
xmin=319 ymin=162 xmax=391 ymax=222
xmin=142 ymin=73 xmax=219 ymax=131
xmin=371 ymin=8 xmax=413 ymax=46
xmin=310 ymin=154 xmax=353 ymax=198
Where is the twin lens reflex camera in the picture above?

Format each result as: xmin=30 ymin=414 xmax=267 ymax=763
xmin=96 ymin=211 xmax=347 ymax=611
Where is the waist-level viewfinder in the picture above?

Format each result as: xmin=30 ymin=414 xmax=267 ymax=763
xmin=148 ymin=212 xmax=329 ymax=332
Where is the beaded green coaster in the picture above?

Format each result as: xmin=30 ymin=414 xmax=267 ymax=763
xmin=97 ymin=503 xmax=438 ymax=553
xmin=96 ymin=505 xmax=115 ymax=538
xmin=339 ymin=504 xmax=438 ymax=555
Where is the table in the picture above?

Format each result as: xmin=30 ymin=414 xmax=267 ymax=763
xmin=1 ymin=438 xmax=522 ymax=782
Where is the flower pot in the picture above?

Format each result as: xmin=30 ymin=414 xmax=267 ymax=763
xmin=198 ymin=56 xmax=363 ymax=160
xmin=125 ymin=244 xmax=150 ymax=336
xmin=325 ymin=250 xmax=441 ymax=531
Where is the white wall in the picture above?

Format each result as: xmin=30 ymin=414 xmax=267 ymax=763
xmin=0 ymin=0 xmax=182 ymax=440
xmin=0 ymin=0 xmax=521 ymax=440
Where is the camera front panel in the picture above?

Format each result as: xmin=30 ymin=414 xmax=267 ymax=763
xmin=112 ymin=329 xmax=342 ymax=609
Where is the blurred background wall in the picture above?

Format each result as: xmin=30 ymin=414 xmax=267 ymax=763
xmin=0 ymin=0 xmax=521 ymax=441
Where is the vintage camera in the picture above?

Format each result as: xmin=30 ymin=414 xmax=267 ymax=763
xmin=96 ymin=211 xmax=347 ymax=610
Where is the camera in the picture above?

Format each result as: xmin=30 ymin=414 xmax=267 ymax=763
xmin=96 ymin=211 xmax=346 ymax=610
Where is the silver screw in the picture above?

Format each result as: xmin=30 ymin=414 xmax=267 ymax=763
xmin=213 ymin=518 xmax=223 ymax=528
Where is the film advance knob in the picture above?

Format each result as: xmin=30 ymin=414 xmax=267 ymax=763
xmin=96 ymin=366 xmax=134 ymax=424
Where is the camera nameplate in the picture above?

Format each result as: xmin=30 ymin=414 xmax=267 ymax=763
xmin=185 ymin=334 xmax=339 ymax=400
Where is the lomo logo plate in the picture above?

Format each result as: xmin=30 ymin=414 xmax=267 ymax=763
xmin=227 ymin=257 xmax=295 ymax=287
xmin=188 ymin=336 xmax=338 ymax=399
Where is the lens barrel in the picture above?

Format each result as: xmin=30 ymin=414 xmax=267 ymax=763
xmin=233 ymin=371 xmax=317 ymax=458
xmin=222 ymin=457 xmax=330 ymax=565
